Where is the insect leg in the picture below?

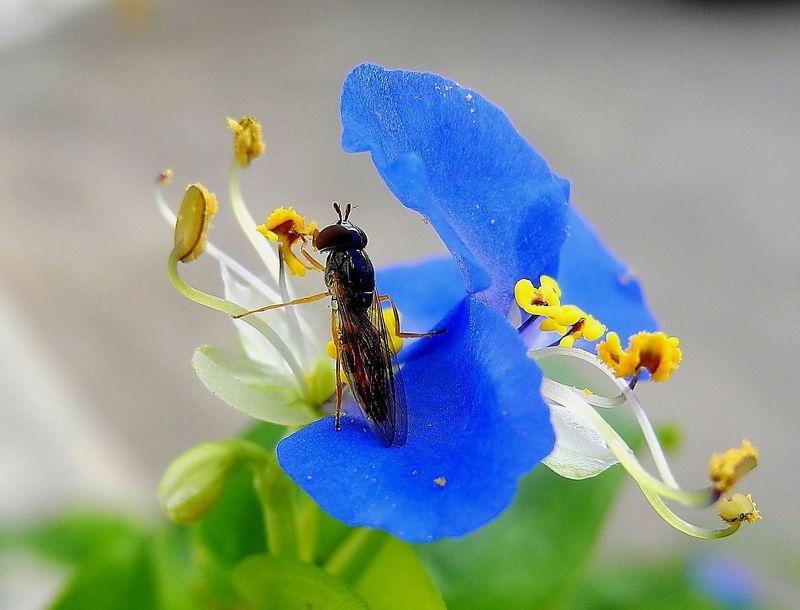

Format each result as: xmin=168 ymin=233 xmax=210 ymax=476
xmin=331 ymin=311 xmax=343 ymax=431
xmin=300 ymin=241 xmax=325 ymax=272
xmin=231 ymin=291 xmax=330 ymax=319
xmin=378 ymin=294 xmax=445 ymax=338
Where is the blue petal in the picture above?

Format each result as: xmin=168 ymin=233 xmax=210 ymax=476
xmin=689 ymin=555 xmax=758 ymax=608
xmin=341 ymin=63 xmax=569 ymax=313
xmin=277 ymin=297 xmax=555 ymax=542
xmin=376 ymin=256 xmax=465 ymax=333
xmin=557 ymin=208 xmax=658 ymax=341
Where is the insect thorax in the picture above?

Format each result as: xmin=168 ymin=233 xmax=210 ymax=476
xmin=325 ymin=249 xmax=375 ymax=311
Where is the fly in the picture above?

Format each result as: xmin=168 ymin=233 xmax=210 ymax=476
xmin=233 ymin=202 xmax=443 ymax=447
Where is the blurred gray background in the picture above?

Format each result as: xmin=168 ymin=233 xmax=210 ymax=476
xmin=1 ymin=0 xmax=798 ymax=606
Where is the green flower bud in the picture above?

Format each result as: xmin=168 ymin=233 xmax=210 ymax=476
xmin=158 ymin=440 xmax=245 ymax=524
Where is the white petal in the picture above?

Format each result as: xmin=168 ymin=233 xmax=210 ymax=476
xmin=220 ymin=262 xmax=293 ymax=372
xmin=543 ymin=399 xmax=619 ymax=479
xmin=192 ymin=346 xmax=316 ymax=426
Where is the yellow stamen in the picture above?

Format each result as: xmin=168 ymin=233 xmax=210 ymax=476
xmin=596 ymin=331 xmax=635 ymax=377
xmin=709 ymin=440 xmax=758 ymax=492
xmin=558 ymin=312 xmax=606 ymax=348
xmin=597 ymin=331 xmax=682 ymax=382
xmin=515 ymin=277 xmax=605 ymax=346
xmin=257 ymin=207 xmax=318 ymax=277
xmin=173 ymin=184 xmax=218 ymax=263
xmin=718 ymin=493 xmax=761 ymax=524
xmin=515 ymin=275 xmax=562 ymax=312
xmin=227 ymin=116 xmax=265 ymax=168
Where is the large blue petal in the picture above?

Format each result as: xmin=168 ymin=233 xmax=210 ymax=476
xmin=557 ymin=208 xmax=657 ymax=341
xmin=341 ymin=63 xmax=569 ymax=313
xmin=376 ymin=256 xmax=465 ymax=333
xmin=277 ymin=297 xmax=554 ymax=542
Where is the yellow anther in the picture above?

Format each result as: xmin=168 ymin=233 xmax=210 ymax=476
xmin=717 ymin=493 xmax=761 ymax=524
xmin=515 ymin=277 xmax=606 ymax=345
xmin=227 ymin=116 xmax=265 ymax=168
xmin=709 ymin=440 xmax=758 ymax=492
xmin=596 ymin=331 xmax=636 ymax=377
xmin=539 ymin=316 xmax=567 ymax=335
xmin=558 ymin=312 xmax=606 ymax=347
xmin=257 ymin=207 xmax=318 ymax=277
xmin=628 ymin=332 xmax=682 ymax=381
xmin=173 ymin=183 xmax=218 ymax=263
xmin=597 ymin=331 xmax=682 ymax=382
xmin=515 ymin=275 xmax=562 ymax=314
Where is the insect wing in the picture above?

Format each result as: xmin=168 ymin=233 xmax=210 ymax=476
xmin=367 ymin=290 xmax=407 ymax=446
xmin=332 ymin=284 xmax=407 ymax=447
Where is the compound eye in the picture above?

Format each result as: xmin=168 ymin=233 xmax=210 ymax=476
xmin=314 ymin=224 xmax=351 ymax=250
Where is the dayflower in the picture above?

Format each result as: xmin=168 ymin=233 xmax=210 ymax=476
xmin=161 ymin=64 xmax=758 ymax=543
xmin=279 ymin=64 xmax=759 ymax=541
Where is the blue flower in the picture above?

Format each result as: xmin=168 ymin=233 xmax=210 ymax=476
xmin=277 ymin=64 xmax=656 ymax=542
xmin=689 ymin=554 xmax=759 ymax=608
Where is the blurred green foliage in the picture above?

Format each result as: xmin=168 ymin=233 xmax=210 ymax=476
xmin=0 ymin=421 xmax=762 ymax=609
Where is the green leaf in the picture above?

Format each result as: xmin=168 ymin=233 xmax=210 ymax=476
xmin=2 ymin=511 xmax=143 ymax=566
xmin=48 ymin=536 xmax=158 ymax=610
xmin=418 ymin=457 xmax=631 ymax=609
xmin=149 ymin=525 xmax=197 ymax=610
xmin=192 ymin=345 xmax=316 ymax=425
xmin=566 ymin=560 xmax=725 ymax=610
xmin=232 ymin=553 xmax=369 ymax=610
xmin=351 ymin=536 xmax=446 ymax=610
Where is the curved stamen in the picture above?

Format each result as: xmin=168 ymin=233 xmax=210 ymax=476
xmin=157 ymin=183 xmax=322 ymax=366
xmin=533 ymin=347 xmax=679 ymax=487
xmin=156 ymin=184 xmax=282 ymax=302
xmin=167 ymin=250 xmax=311 ymax=399
xmin=541 ymin=379 xmax=716 ymax=508
xmin=640 ymin=487 xmax=740 ymax=540
xmin=621 ymin=383 xmax=679 ymax=488
xmin=277 ymin=244 xmax=315 ymax=366
xmin=229 ymin=163 xmax=281 ymax=284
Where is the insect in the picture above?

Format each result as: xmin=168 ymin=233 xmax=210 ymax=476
xmin=234 ymin=203 xmax=442 ymax=447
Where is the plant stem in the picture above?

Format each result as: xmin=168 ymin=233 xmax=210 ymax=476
xmin=252 ymin=458 xmax=299 ymax=560
xmin=323 ymin=528 xmax=387 ymax=583
xmin=296 ymin=496 xmax=321 ymax=563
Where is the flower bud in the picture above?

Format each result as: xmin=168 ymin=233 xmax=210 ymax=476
xmin=157 ymin=441 xmax=243 ymax=524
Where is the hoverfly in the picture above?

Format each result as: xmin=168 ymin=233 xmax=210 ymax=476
xmin=234 ymin=202 xmax=442 ymax=447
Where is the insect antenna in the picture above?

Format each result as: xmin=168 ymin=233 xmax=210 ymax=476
xmin=333 ymin=201 xmax=343 ymax=222
xmin=343 ymin=203 xmax=352 ymax=221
